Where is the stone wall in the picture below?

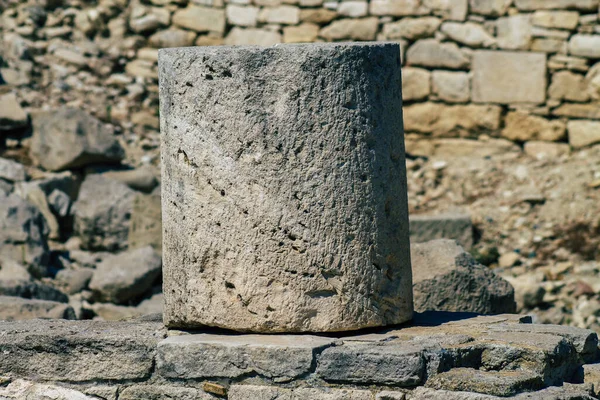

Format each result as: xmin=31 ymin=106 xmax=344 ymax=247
xmin=3 ymin=0 xmax=600 ymax=153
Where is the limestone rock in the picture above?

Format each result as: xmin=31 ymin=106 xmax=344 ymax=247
xmin=258 ymin=5 xmax=300 ymax=25
xmin=128 ymin=191 xmax=162 ymax=252
xmin=501 ymin=112 xmax=566 ymax=142
xmin=149 ymin=28 xmax=197 ymax=48
xmin=159 ymin=44 xmax=412 ymax=332
xmin=472 ymin=51 xmax=546 ymax=104
xmin=30 ymin=108 xmax=124 ymax=172
xmin=496 ymin=15 xmax=532 ymax=50
xmin=89 ymin=246 xmax=162 ymax=304
xmin=229 ymin=386 xmax=374 ymax=400
xmin=14 ymin=183 xmax=61 ymax=241
xmin=410 ymin=213 xmax=473 ymax=249
xmin=586 ymin=63 xmax=600 ymax=100
xmin=568 ymin=120 xmax=600 ymax=148
xmin=0 ymin=319 xmax=165 ymax=381
xmin=73 ymin=174 xmax=136 ymax=251
xmin=424 ymin=0 xmax=468 ymax=21
xmin=319 ymin=18 xmax=379 ymax=41
xmin=0 ymin=296 xmax=75 ymax=320
xmin=411 ymin=239 xmax=516 ymax=314
xmin=532 ymin=11 xmax=579 ymax=30
xmin=549 ymin=71 xmax=590 ymax=102
xmin=406 ymin=39 xmax=469 ymax=69
xmin=300 ymin=8 xmax=337 ymax=24
xmin=338 ymin=1 xmax=368 ymax=17
xmin=224 ymin=27 xmax=281 ymax=46
xmin=403 ymin=102 xmax=501 ymax=136
xmin=0 ymin=380 xmax=95 ymax=400
xmin=524 ymin=141 xmax=570 ymax=160
xmin=382 ymin=17 xmax=441 ymax=40
xmin=125 ymin=59 xmax=157 ymax=79
xmin=514 ymin=0 xmax=599 ymax=11
xmin=157 ymin=334 xmax=334 ymax=380
xmin=119 ymin=385 xmax=215 ymax=400
xmin=553 ymin=103 xmax=600 ymax=119
xmin=48 ymin=189 xmax=72 ymax=218
xmin=100 ymin=166 xmax=158 ymax=193
xmin=469 ymin=0 xmax=512 ymax=16
xmin=402 ymin=67 xmax=431 ymax=101
xmin=0 ymin=193 xmax=49 ymax=277
xmin=283 ymin=23 xmax=319 ymax=43
xmin=440 ymin=22 xmax=496 ymax=47
xmin=569 ymin=35 xmax=600 ymax=59
xmin=369 ymin=0 xmax=429 ymax=16
xmin=226 ymin=5 xmax=259 ymax=26
xmin=0 ymin=157 xmax=26 ymax=182
xmin=55 ymin=268 xmax=94 ymax=295
xmin=172 ymin=6 xmax=225 ymax=33
xmin=431 ymin=71 xmax=470 ymax=103
xmin=531 ymin=38 xmax=567 ymax=53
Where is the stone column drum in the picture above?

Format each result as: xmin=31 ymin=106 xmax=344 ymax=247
xmin=159 ymin=43 xmax=412 ymax=332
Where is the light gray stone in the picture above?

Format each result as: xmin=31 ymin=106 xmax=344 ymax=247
xmin=224 ymin=27 xmax=282 ymax=46
xmin=128 ymin=191 xmax=162 ymax=253
xmin=568 ymin=120 xmax=600 ymax=148
xmin=0 ymin=296 xmax=75 ymax=320
xmin=89 ymin=246 xmax=161 ymax=304
xmin=55 ymin=268 xmax=94 ymax=295
xmin=440 ymin=22 xmax=496 ymax=48
xmin=406 ymin=39 xmax=469 ymax=69
xmin=382 ymin=17 xmax=441 ymax=40
xmin=159 ymin=44 xmax=412 ymax=332
xmin=410 ymin=213 xmax=472 ymax=248
xmin=469 ymin=0 xmax=511 ymax=16
xmin=0 ymin=92 xmax=28 ymax=132
xmin=73 ymin=174 xmax=136 ymax=251
xmin=568 ymin=34 xmax=600 ymax=58
xmin=411 ymin=239 xmax=516 ymax=314
xmin=402 ymin=67 xmax=431 ymax=101
xmin=119 ymin=385 xmax=216 ymax=400
xmin=514 ymin=0 xmax=599 ymax=11
xmin=472 ymin=51 xmax=546 ymax=104
xmin=317 ymin=342 xmax=425 ymax=385
xmin=157 ymin=334 xmax=334 ymax=380
xmin=30 ymin=108 xmax=124 ymax=172
xmin=0 ymin=319 xmax=165 ymax=381
xmin=431 ymin=71 xmax=470 ymax=103
xmin=0 ymin=158 xmax=26 ymax=182
xmin=258 ymin=5 xmax=300 ymax=24
xmin=172 ymin=5 xmax=225 ymax=33
xmin=497 ymin=14 xmax=532 ymax=50
xmin=149 ymin=28 xmax=197 ymax=48
xmin=0 ymin=380 xmax=95 ymax=400
xmin=532 ymin=10 xmax=579 ymax=30
xmin=229 ymin=385 xmax=374 ymax=400
xmin=369 ymin=0 xmax=429 ymax=16
xmin=100 ymin=166 xmax=158 ymax=193
xmin=226 ymin=4 xmax=259 ymax=26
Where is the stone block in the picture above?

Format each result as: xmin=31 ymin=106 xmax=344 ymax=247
xmin=514 ymin=0 xmax=599 ymax=11
xmin=409 ymin=212 xmax=472 ymax=248
xmin=524 ymin=141 xmax=570 ymax=160
xmin=369 ymin=0 xmax=429 ymax=16
xmin=382 ymin=17 xmax=441 ymax=41
xmin=440 ymin=22 xmax=496 ymax=48
xmin=228 ymin=385 xmax=374 ymax=400
xmin=501 ymin=111 xmax=566 ymax=142
xmin=158 ymin=43 xmax=412 ymax=332
xmin=402 ymin=67 xmax=431 ymax=101
xmin=406 ymin=39 xmax=469 ymax=69
xmin=469 ymin=0 xmax=512 ymax=16
xmin=472 ymin=51 xmax=546 ymax=104
xmin=0 ymin=320 xmax=165 ymax=381
xmin=172 ymin=6 xmax=225 ymax=33
xmin=0 ymin=296 xmax=75 ymax=320
xmin=224 ymin=27 xmax=282 ymax=46
xmin=283 ymin=23 xmax=319 ymax=43
xmin=431 ymin=71 xmax=470 ymax=103
xmin=569 ymin=34 xmax=600 ymax=59
xmin=320 ymin=18 xmax=379 ymax=41
xmin=226 ymin=5 xmax=259 ymax=26
xmin=496 ymin=15 xmax=532 ymax=50
xmin=0 ymin=380 xmax=96 ymax=400
xmin=157 ymin=334 xmax=334 ymax=380
xmin=568 ymin=120 xmax=600 ymax=148
xmin=532 ymin=10 xmax=579 ymax=30
xmin=119 ymin=385 xmax=217 ymax=400
xmin=0 ymin=92 xmax=28 ymax=132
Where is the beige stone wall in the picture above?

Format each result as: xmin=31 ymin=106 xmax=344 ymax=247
xmin=2 ymin=0 xmax=600 ymax=152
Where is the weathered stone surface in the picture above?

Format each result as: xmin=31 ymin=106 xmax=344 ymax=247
xmin=377 ymin=392 xmax=407 ymax=400
xmin=410 ymin=212 xmax=472 ymax=248
xmin=48 ymin=189 xmax=71 ymax=218
xmin=532 ymin=11 xmax=579 ymax=30
xmin=320 ymin=18 xmax=379 ymax=41
xmin=283 ymin=23 xmax=319 ymax=43
xmin=101 ymin=166 xmax=158 ymax=193
xmin=0 ymin=158 xmax=26 ymax=183
xmin=89 ymin=246 xmax=161 ymax=304
xmin=369 ymin=0 xmax=429 ymax=16
xmin=403 ymin=102 xmax=501 ymax=136
xmin=119 ymin=385 xmax=216 ymax=400
xmin=0 ymin=193 xmax=49 ymax=277
xmin=469 ymin=0 xmax=511 ymax=16
xmin=431 ymin=71 xmax=470 ymax=103
xmin=568 ymin=34 xmax=600 ymax=59
xmin=149 ymin=28 xmax=197 ymax=48
xmin=441 ymin=22 xmax=495 ymax=48
xmin=73 ymin=174 xmax=136 ymax=251
xmin=30 ymin=108 xmax=124 ymax=172
xmin=338 ymin=1 xmax=368 ymax=17
xmin=14 ymin=183 xmax=60 ymax=241
xmin=411 ymin=239 xmax=516 ymax=314
xmin=569 ymin=120 xmax=600 ymax=148
xmin=172 ymin=6 xmax=225 ymax=33
xmin=531 ymin=38 xmax=567 ymax=53
xmin=157 ymin=334 xmax=334 ymax=380
xmin=0 ymin=319 xmax=165 ymax=381
xmin=426 ymin=368 xmax=543 ymax=397
xmin=402 ymin=67 xmax=431 ymax=101
xmin=226 ymin=5 xmax=259 ymax=27
xmin=55 ymin=268 xmax=94 ymax=295
xmin=472 ymin=51 xmax=546 ymax=104
xmin=0 ymin=380 xmax=95 ymax=400
xmin=317 ymin=342 xmax=425 ymax=385
xmin=224 ymin=27 xmax=282 ymax=45
xmin=514 ymin=0 xmax=599 ymax=11
xmin=128 ymin=191 xmax=162 ymax=252
xmin=382 ymin=17 xmax=441 ymax=40
xmin=411 ymin=386 xmax=595 ymax=399
xmin=524 ymin=141 xmax=570 ymax=160
xmin=258 ymin=5 xmax=300 ymax=25
xmin=229 ymin=385 xmax=374 ymax=400
xmin=0 ymin=92 xmax=28 ymax=131
xmin=549 ymin=71 xmax=590 ymax=102
xmin=553 ymin=103 xmax=600 ymax=119
xmin=501 ymin=112 xmax=566 ymax=142
xmin=159 ymin=44 xmax=412 ymax=332
xmin=406 ymin=39 xmax=469 ymax=69
xmin=0 ymin=295 xmax=74 ymax=321
xmin=0 ymin=276 xmax=68 ymax=302
xmin=497 ymin=15 xmax=532 ymax=50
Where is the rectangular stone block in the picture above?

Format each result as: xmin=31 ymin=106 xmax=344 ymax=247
xmin=0 ymin=320 xmax=165 ymax=382
xmin=157 ymin=333 xmax=334 ymax=380
xmin=159 ymin=43 xmax=412 ymax=333
xmin=472 ymin=50 xmax=546 ymax=104
xmin=409 ymin=212 xmax=473 ymax=249
xmin=228 ymin=385 xmax=375 ymax=400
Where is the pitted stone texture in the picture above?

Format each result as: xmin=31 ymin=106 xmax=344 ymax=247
xmin=0 ymin=380 xmax=96 ymax=400
xmin=0 ymin=295 xmax=75 ymax=320
xmin=410 ymin=386 xmax=595 ymax=399
xmin=0 ymin=319 xmax=165 ymax=381
xmin=157 ymin=333 xmax=334 ymax=380
xmin=409 ymin=213 xmax=473 ymax=249
xmin=229 ymin=385 xmax=375 ymax=400
xmin=119 ymin=385 xmax=217 ymax=400
xmin=159 ymin=43 xmax=412 ymax=332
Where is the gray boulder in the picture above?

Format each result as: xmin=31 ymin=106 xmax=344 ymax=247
xmin=410 ymin=212 xmax=473 ymax=249
xmin=55 ymin=268 xmax=94 ymax=295
xmin=0 ymin=192 xmax=50 ymax=277
xmin=0 ymin=92 xmax=28 ymax=132
xmin=73 ymin=174 xmax=136 ymax=251
xmin=128 ymin=190 xmax=162 ymax=253
xmin=0 ymin=157 xmax=26 ymax=183
xmin=411 ymin=239 xmax=516 ymax=314
xmin=30 ymin=108 xmax=124 ymax=171
xmin=0 ymin=296 xmax=75 ymax=320
xmin=89 ymin=246 xmax=162 ymax=304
